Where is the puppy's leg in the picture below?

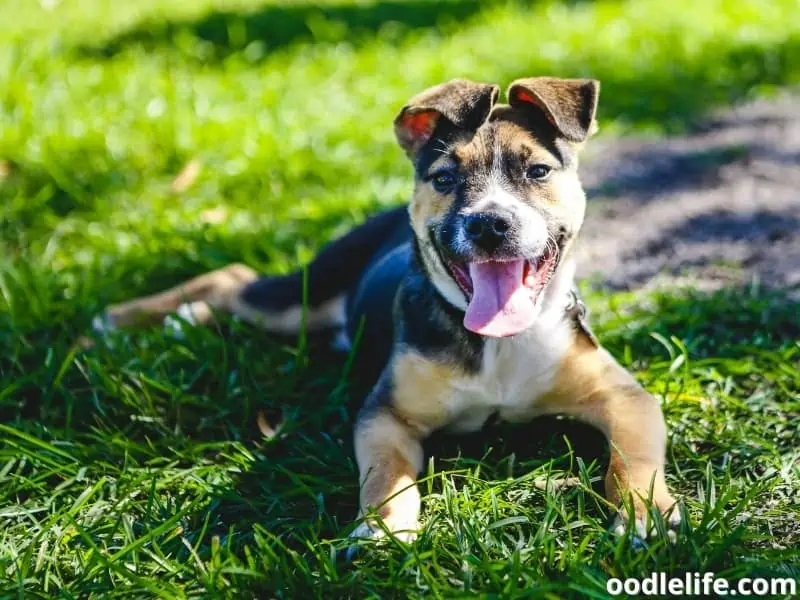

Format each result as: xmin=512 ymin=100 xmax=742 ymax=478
xmin=347 ymin=352 xmax=458 ymax=555
xmin=536 ymin=344 xmax=678 ymax=536
xmin=351 ymin=406 xmax=425 ymax=545
xmin=96 ymin=263 xmax=258 ymax=331
xmin=93 ymin=207 xmax=409 ymax=340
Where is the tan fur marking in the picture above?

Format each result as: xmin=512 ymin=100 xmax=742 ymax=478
xmin=494 ymin=121 xmax=558 ymax=166
xmin=536 ymin=340 xmax=675 ymax=517
xmin=391 ymin=351 xmax=462 ymax=431
xmin=354 ymin=408 xmax=424 ymax=530
xmin=409 ymin=184 xmax=451 ymax=239
xmin=546 ymin=171 xmax=587 ymax=226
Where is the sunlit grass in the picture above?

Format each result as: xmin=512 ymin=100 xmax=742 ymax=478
xmin=0 ymin=0 xmax=798 ymax=597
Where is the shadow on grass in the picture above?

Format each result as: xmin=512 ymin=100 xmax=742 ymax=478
xmin=585 ymin=145 xmax=751 ymax=200
xmin=629 ymin=208 xmax=800 ymax=258
xmin=610 ymin=207 xmax=800 ymax=289
xmin=78 ymin=0 xmax=527 ymax=60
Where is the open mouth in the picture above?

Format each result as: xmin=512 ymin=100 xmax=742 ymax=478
xmin=443 ymin=246 xmax=559 ymax=337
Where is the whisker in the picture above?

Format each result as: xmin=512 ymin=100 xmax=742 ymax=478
xmin=431 ymin=139 xmax=452 ymax=157
xmin=545 ymin=234 xmax=561 ymax=262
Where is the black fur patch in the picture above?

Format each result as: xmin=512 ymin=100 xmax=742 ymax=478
xmin=240 ymin=206 xmax=409 ymax=312
xmin=395 ymin=244 xmax=484 ymax=374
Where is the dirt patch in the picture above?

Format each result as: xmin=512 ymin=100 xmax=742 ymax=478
xmin=577 ymin=92 xmax=800 ymax=295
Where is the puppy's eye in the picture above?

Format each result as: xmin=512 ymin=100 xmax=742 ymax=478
xmin=526 ymin=164 xmax=552 ymax=181
xmin=431 ymin=171 xmax=457 ymax=192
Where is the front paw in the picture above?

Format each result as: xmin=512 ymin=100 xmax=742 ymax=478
xmin=612 ymin=492 xmax=681 ymax=541
xmin=344 ymin=517 xmax=419 ymax=561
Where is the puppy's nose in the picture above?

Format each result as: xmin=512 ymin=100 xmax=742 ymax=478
xmin=464 ymin=212 xmax=511 ymax=251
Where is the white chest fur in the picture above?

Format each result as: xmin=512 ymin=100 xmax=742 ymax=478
xmin=445 ymin=310 xmax=573 ymax=433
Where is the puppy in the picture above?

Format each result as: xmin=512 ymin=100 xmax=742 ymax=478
xmin=94 ymin=76 xmax=678 ymax=544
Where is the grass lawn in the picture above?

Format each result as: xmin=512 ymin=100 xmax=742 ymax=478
xmin=1 ymin=0 xmax=799 ymax=597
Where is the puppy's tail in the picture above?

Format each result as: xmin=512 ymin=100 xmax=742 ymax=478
xmin=236 ymin=206 xmax=409 ymax=335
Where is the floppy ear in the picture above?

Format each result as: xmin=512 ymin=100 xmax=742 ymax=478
xmin=394 ymin=79 xmax=500 ymax=157
xmin=507 ymin=77 xmax=600 ymax=142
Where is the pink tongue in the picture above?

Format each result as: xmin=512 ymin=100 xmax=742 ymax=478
xmin=463 ymin=260 xmax=537 ymax=337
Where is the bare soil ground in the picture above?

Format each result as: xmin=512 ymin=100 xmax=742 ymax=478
xmin=577 ymin=92 xmax=800 ymax=295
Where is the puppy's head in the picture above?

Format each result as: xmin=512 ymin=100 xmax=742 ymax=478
xmin=395 ymin=76 xmax=599 ymax=338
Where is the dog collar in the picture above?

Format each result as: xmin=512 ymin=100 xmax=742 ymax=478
xmin=565 ymin=289 xmax=598 ymax=347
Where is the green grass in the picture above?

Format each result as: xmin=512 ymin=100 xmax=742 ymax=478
xmin=1 ymin=0 xmax=799 ymax=597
